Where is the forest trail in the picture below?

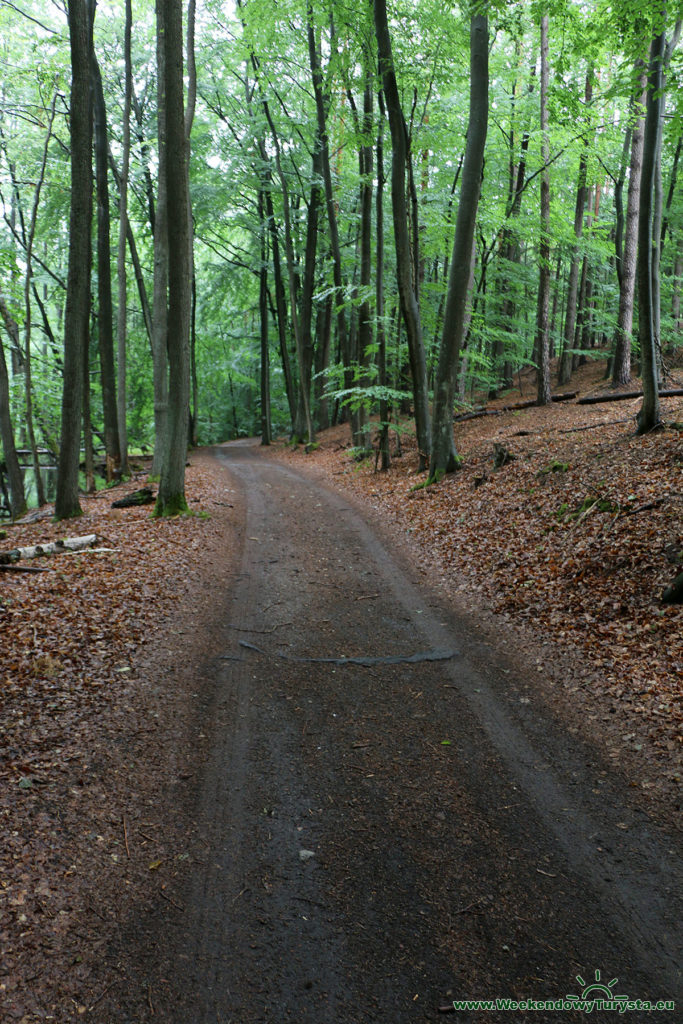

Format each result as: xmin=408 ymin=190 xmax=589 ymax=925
xmin=119 ymin=441 xmax=681 ymax=1023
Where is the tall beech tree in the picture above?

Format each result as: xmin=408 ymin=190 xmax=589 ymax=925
xmin=636 ymin=12 xmax=666 ymax=434
xmin=307 ymin=3 xmax=348 ymax=445
xmin=154 ymin=0 xmax=192 ymax=515
xmin=557 ymin=71 xmax=593 ymax=386
xmin=374 ymin=0 xmax=431 ymax=470
xmin=535 ymin=11 xmax=551 ymax=406
xmin=612 ymin=68 xmax=646 ymax=387
xmin=151 ymin=0 xmax=169 ymax=478
xmin=55 ymin=0 xmax=94 ymax=520
xmin=429 ymin=10 xmax=488 ymax=481
xmin=92 ymin=50 xmax=121 ymax=479
xmin=116 ymin=0 xmax=132 ymax=476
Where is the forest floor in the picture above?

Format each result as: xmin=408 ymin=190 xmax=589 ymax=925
xmin=0 ymin=358 xmax=681 ymax=1021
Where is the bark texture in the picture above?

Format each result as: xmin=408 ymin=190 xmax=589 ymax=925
xmin=535 ymin=13 xmax=551 ymax=407
xmin=636 ymin=20 xmax=665 ymax=435
xmin=429 ymin=13 xmax=488 ymax=480
xmin=92 ymin=52 xmax=121 ymax=477
xmin=0 ymin=337 xmax=25 ymax=518
xmin=612 ymin=70 xmax=646 ymax=387
xmin=55 ymin=0 xmax=93 ymax=520
xmin=374 ymin=0 xmax=431 ymax=469
xmin=154 ymin=0 xmax=191 ymax=514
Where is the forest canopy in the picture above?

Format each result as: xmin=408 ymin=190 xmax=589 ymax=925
xmin=0 ymin=0 xmax=680 ymax=516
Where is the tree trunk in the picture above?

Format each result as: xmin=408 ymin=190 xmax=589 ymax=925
xmin=154 ymin=0 xmax=191 ymax=514
xmin=82 ymin=315 xmax=95 ymax=493
xmin=636 ymin=17 xmax=666 ymax=435
xmin=612 ymin=69 xmax=646 ymax=387
xmin=354 ymin=63 xmax=374 ymax=451
xmin=374 ymin=0 xmax=431 ymax=469
xmin=185 ymin=0 xmax=197 ymax=445
xmin=22 ymin=94 xmax=58 ymax=509
xmin=307 ymin=6 xmax=348 ymax=445
xmin=262 ymin=173 xmax=296 ymax=428
xmin=660 ymin=133 xmax=681 ymax=258
xmin=151 ymin=0 xmax=169 ymax=478
xmin=55 ymin=0 xmax=94 ymax=520
xmin=429 ymin=12 xmax=488 ymax=481
xmin=91 ymin=53 xmax=121 ymax=480
xmin=263 ymin=99 xmax=314 ymax=445
xmin=116 ymin=0 xmax=132 ymax=476
xmin=376 ymin=92 xmax=390 ymax=471
xmin=293 ymin=140 xmax=323 ymax=443
xmin=614 ymin=105 xmax=633 ymax=292
xmin=0 ymin=337 xmax=25 ymax=518
xmin=108 ymin=150 xmax=154 ymax=347
xmin=314 ymin=293 xmax=333 ymax=430
xmin=258 ymin=188 xmax=271 ymax=446
xmin=672 ymin=243 xmax=682 ymax=343
xmin=535 ymin=13 xmax=551 ymax=406
xmin=558 ymin=72 xmax=592 ymax=385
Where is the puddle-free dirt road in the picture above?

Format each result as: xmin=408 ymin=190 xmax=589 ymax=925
xmin=117 ymin=442 xmax=681 ymax=1022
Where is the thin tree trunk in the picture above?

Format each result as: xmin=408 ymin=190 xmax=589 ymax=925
xmin=314 ymin=292 xmax=333 ymax=429
xmin=259 ymin=188 xmax=271 ymax=446
xmin=535 ymin=13 xmax=551 ymax=406
xmin=353 ymin=62 xmax=374 ymax=451
xmin=660 ymin=133 xmax=681 ymax=257
xmin=376 ymin=92 xmax=390 ymax=471
xmin=264 ymin=188 xmax=296 ymax=427
xmin=612 ymin=69 xmax=646 ymax=386
xmin=82 ymin=314 xmax=95 ymax=493
xmin=614 ymin=106 xmax=633 ymax=292
xmin=262 ymin=100 xmax=314 ymax=445
xmin=429 ymin=12 xmax=488 ymax=481
xmin=92 ymin=52 xmax=121 ymax=479
xmin=56 ymin=0 xmax=93 ymax=520
xmin=23 ymin=94 xmax=57 ymax=508
xmin=672 ymin=242 xmax=682 ymax=344
xmin=374 ymin=0 xmax=431 ymax=469
xmin=190 ymin=271 xmax=198 ymax=445
xmin=558 ymin=72 xmax=592 ymax=385
xmin=116 ymin=0 xmax=132 ymax=476
xmin=108 ymin=150 xmax=153 ymax=347
xmin=637 ymin=17 xmax=666 ymax=434
xmin=0 ymin=335 xmax=25 ymax=518
xmin=307 ymin=6 xmax=348 ymax=445
xmin=185 ymin=0 xmax=197 ymax=443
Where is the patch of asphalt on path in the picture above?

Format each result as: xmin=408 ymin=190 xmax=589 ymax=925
xmin=154 ymin=442 xmax=681 ymax=1023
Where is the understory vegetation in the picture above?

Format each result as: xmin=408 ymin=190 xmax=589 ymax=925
xmin=0 ymin=0 xmax=681 ymax=517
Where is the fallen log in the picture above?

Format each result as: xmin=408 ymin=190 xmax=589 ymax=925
xmin=454 ymin=392 xmax=577 ymax=422
xmin=0 ymin=534 xmax=98 ymax=565
xmin=577 ymin=388 xmax=683 ymax=405
xmin=0 ymin=563 xmax=51 ymax=573
xmin=111 ymin=487 xmax=155 ymax=508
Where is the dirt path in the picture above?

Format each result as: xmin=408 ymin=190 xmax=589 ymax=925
xmin=109 ymin=442 xmax=681 ymax=1022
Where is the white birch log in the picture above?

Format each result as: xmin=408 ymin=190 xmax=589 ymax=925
xmin=0 ymin=534 xmax=98 ymax=564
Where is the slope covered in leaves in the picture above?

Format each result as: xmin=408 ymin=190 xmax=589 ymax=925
xmin=0 ymin=455 xmax=241 ymax=1021
xmin=276 ymin=362 xmax=682 ymax=812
